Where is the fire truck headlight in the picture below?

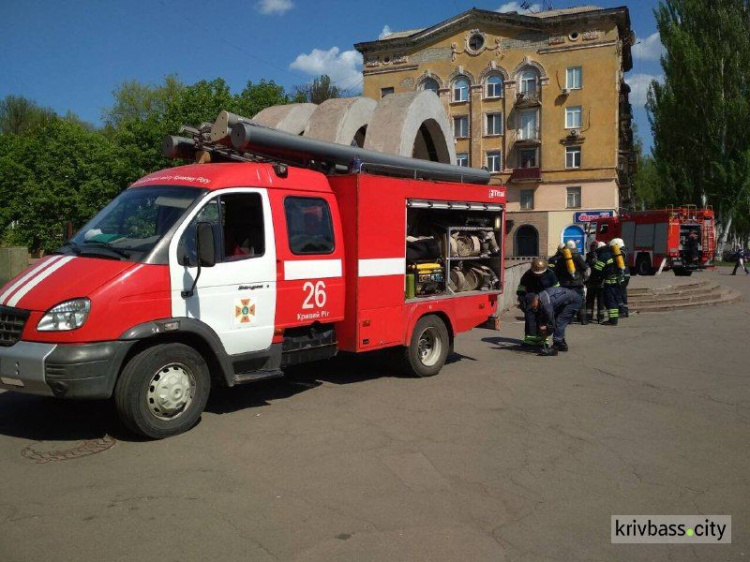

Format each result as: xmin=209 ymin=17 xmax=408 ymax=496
xmin=37 ymin=298 xmax=91 ymax=331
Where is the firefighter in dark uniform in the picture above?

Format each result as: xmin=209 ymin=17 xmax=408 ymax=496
xmin=585 ymin=241 xmax=606 ymax=323
xmin=526 ymin=286 xmax=584 ymax=356
xmin=554 ymin=240 xmax=588 ymax=325
xmin=516 ymin=258 xmax=559 ymax=346
xmin=591 ymin=242 xmax=620 ymax=325
xmin=611 ymin=238 xmax=630 ymax=318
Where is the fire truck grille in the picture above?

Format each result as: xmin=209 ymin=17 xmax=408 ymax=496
xmin=0 ymin=306 xmax=30 ymax=347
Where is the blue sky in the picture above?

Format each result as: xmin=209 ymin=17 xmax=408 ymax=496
xmin=1 ymin=0 xmax=663 ymax=148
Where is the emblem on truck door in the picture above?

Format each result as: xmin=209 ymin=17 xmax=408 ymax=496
xmin=234 ymin=298 xmax=257 ymax=325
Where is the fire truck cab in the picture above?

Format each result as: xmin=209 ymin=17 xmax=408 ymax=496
xmin=594 ymin=206 xmax=715 ymax=276
xmin=0 ymin=162 xmax=505 ymax=439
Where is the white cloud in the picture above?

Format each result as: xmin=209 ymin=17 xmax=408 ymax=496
xmin=290 ymin=47 xmax=364 ymax=90
xmin=379 ymin=25 xmax=393 ymax=40
xmin=256 ymin=0 xmax=293 ymax=15
xmin=497 ymin=2 xmax=542 ymax=13
xmin=632 ymin=32 xmax=665 ymax=61
xmin=626 ymin=73 xmax=663 ymax=106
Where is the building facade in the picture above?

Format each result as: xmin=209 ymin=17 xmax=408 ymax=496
xmin=355 ymin=6 xmax=635 ymax=257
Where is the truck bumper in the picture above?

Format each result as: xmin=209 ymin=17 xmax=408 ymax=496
xmin=0 ymin=341 xmax=133 ymax=399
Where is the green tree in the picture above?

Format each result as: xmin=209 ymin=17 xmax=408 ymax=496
xmin=648 ymin=0 xmax=750 ymax=249
xmin=295 ymin=74 xmax=342 ymax=104
xmin=0 ymin=95 xmax=56 ymax=135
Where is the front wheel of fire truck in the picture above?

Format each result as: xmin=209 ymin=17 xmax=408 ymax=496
xmin=115 ymin=343 xmax=211 ymax=439
xmin=401 ymin=315 xmax=450 ymax=378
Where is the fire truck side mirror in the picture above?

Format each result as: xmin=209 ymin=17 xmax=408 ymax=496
xmin=197 ymin=222 xmax=216 ymax=268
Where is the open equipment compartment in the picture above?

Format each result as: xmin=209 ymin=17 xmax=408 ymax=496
xmin=405 ymin=200 xmax=503 ymax=300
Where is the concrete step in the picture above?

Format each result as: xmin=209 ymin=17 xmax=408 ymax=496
xmin=629 ymin=280 xmax=710 ymax=297
xmin=629 ymin=285 xmax=722 ymax=305
xmin=632 ymin=290 xmax=741 ymax=313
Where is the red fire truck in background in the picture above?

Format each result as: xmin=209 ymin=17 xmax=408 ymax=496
xmin=0 ymin=113 xmax=505 ymax=439
xmin=593 ymin=206 xmax=716 ymax=276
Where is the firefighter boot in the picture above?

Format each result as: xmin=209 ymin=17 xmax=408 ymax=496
xmin=553 ymin=339 xmax=569 ymax=352
xmin=538 ymin=346 xmax=558 ymax=357
xmin=579 ymin=308 xmax=588 ymax=325
xmin=619 ymin=306 xmax=629 ymax=318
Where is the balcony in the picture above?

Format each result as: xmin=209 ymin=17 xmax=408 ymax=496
xmin=510 ymin=166 xmax=541 ymax=182
xmin=514 ymin=133 xmax=541 ymax=148
xmin=515 ymin=90 xmax=541 ymax=108
xmin=620 ymin=102 xmax=633 ymax=121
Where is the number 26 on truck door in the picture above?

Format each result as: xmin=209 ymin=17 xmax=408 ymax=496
xmin=302 ymin=281 xmax=327 ymax=309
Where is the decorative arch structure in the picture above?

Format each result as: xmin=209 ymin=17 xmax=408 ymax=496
xmin=303 ymin=97 xmax=377 ymax=147
xmin=364 ymin=90 xmax=456 ymax=164
xmin=252 ymin=103 xmax=318 ymax=135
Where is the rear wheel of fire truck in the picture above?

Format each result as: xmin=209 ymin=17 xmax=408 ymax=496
xmin=115 ymin=343 xmax=211 ymax=439
xmin=401 ymin=315 xmax=450 ymax=377
xmin=635 ymin=254 xmax=653 ymax=276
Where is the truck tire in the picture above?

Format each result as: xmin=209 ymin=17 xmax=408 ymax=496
xmin=115 ymin=343 xmax=211 ymax=439
xmin=636 ymin=255 xmax=653 ymax=276
xmin=400 ymin=315 xmax=450 ymax=377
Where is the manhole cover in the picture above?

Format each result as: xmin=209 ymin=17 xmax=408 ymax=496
xmin=22 ymin=436 xmax=116 ymax=463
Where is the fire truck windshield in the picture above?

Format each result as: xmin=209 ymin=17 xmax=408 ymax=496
xmin=60 ymin=186 xmax=204 ymax=262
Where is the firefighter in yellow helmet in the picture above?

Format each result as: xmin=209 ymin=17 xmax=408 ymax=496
xmin=591 ymin=241 xmax=619 ymax=325
xmin=610 ymin=238 xmax=630 ymax=318
xmin=517 ymin=258 xmax=559 ymax=346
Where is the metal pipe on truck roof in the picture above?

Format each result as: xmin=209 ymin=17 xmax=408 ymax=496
xmin=230 ymin=121 xmax=491 ymax=185
xmin=163 ymin=135 xmax=197 ymax=160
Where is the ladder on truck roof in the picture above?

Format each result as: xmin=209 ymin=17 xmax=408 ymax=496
xmin=163 ymin=110 xmax=491 ymax=185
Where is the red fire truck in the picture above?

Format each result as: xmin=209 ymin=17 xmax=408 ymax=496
xmin=0 ymin=114 xmax=505 ymax=438
xmin=593 ymin=206 xmax=716 ymax=276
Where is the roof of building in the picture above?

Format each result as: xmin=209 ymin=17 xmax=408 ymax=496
xmin=356 ymin=6 xmax=632 ymax=70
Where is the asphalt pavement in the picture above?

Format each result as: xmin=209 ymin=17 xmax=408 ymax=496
xmin=0 ymin=268 xmax=747 ymax=561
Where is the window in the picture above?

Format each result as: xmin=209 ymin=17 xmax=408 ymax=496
xmin=520 ymin=70 xmax=539 ymax=95
xmin=519 ymin=148 xmax=538 ymax=168
xmin=456 ymin=153 xmax=469 ymax=167
xmin=486 ymin=151 xmax=502 ymax=172
xmin=179 ymin=193 xmax=265 ymax=265
xmin=469 ymin=33 xmax=485 ymax=51
xmin=515 ymin=225 xmax=539 ymax=257
xmin=381 ymin=87 xmax=395 ymax=98
xmin=486 ymin=75 xmax=503 ymax=98
xmin=520 ymin=189 xmax=534 ymax=210
xmin=566 ymin=106 xmax=582 ymax=129
xmin=566 ymin=186 xmax=582 ymax=209
xmin=566 ymin=146 xmax=581 ymax=169
xmin=485 ymin=113 xmax=503 ymax=136
xmin=420 ymin=78 xmax=439 ymax=93
xmin=566 ymin=67 xmax=582 ymax=90
xmin=453 ymin=116 xmax=469 ymax=138
xmin=519 ymin=109 xmax=538 ymax=140
xmin=452 ymin=77 xmax=470 ymax=102
xmin=284 ymin=197 xmax=335 ymax=254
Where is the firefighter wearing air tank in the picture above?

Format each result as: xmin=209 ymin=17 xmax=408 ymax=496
xmin=554 ymin=240 xmax=588 ymax=325
xmin=591 ymin=242 xmax=620 ymax=325
xmin=517 ymin=258 xmax=559 ymax=345
xmin=610 ymin=238 xmax=630 ymax=318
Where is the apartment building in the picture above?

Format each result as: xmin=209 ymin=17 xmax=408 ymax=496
xmin=355 ymin=6 xmax=635 ymax=257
